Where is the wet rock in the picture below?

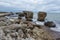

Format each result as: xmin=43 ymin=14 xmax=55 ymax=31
xmin=23 ymin=11 xmax=33 ymax=21
xmin=44 ymin=21 xmax=56 ymax=27
xmin=37 ymin=12 xmax=47 ymax=21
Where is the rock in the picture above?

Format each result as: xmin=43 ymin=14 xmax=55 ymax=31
xmin=0 ymin=21 xmax=7 ymax=26
xmin=18 ymin=12 xmax=24 ymax=19
xmin=10 ymin=32 xmax=18 ymax=38
xmin=15 ymin=19 xmax=21 ymax=24
xmin=18 ymin=12 xmax=24 ymax=17
xmin=23 ymin=11 xmax=33 ymax=21
xmin=0 ymin=12 xmax=12 ymax=17
xmin=3 ymin=27 xmax=11 ymax=36
xmin=18 ymin=29 xmax=24 ymax=38
xmin=56 ymin=38 xmax=60 ymax=40
xmin=9 ymin=18 xmax=21 ymax=24
xmin=44 ymin=21 xmax=56 ymax=27
xmin=37 ymin=12 xmax=47 ymax=21
xmin=0 ymin=17 xmax=7 ymax=21
xmin=26 ymin=18 xmax=33 ymax=21
xmin=32 ymin=27 xmax=54 ymax=40
xmin=0 ymin=28 xmax=6 ymax=40
xmin=0 ymin=19 xmax=58 ymax=40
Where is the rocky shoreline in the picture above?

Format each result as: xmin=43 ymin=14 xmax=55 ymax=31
xmin=0 ymin=11 xmax=60 ymax=40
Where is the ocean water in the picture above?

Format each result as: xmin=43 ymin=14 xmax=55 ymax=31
xmin=33 ymin=13 xmax=60 ymax=22
xmin=7 ymin=13 xmax=60 ymax=32
xmin=47 ymin=13 xmax=60 ymax=22
xmin=33 ymin=13 xmax=60 ymax=32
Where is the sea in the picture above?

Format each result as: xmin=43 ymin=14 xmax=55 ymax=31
xmin=6 ymin=12 xmax=60 ymax=32
xmin=33 ymin=13 xmax=60 ymax=32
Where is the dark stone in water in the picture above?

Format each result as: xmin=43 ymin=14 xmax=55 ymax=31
xmin=44 ymin=21 xmax=56 ymax=27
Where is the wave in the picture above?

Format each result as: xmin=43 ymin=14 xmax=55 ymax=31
xmin=50 ymin=21 xmax=60 ymax=32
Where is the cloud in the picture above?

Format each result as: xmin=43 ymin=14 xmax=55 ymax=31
xmin=0 ymin=0 xmax=60 ymax=12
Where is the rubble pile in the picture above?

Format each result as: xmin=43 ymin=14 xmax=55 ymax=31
xmin=0 ymin=21 xmax=54 ymax=40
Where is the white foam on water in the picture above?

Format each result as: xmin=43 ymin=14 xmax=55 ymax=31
xmin=35 ymin=21 xmax=44 ymax=25
xmin=50 ymin=21 xmax=60 ymax=32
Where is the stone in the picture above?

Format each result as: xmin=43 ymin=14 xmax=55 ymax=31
xmin=26 ymin=18 xmax=33 ymax=21
xmin=56 ymin=38 xmax=60 ymax=40
xmin=15 ymin=19 xmax=21 ymax=24
xmin=37 ymin=12 xmax=47 ymax=21
xmin=18 ymin=12 xmax=24 ymax=19
xmin=44 ymin=21 xmax=56 ymax=27
xmin=18 ymin=12 xmax=24 ymax=17
xmin=0 ymin=17 xmax=7 ymax=21
xmin=3 ymin=27 xmax=11 ymax=36
xmin=0 ymin=21 xmax=7 ymax=26
xmin=23 ymin=11 xmax=33 ymax=21
xmin=10 ymin=32 xmax=18 ymax=38
xmin=0 ymin=12 xmax=12 ymax=17
xmin=32 ymin=27 xmax=54 ymax=40
xmin=9 ymin=18 xmax=21 ymax=24
xmin=0 ymin=18 xmax=58 ymax=40
xmin=18 ymin=29 xmax=24 ymax=38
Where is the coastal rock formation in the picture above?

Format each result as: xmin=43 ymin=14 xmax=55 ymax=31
xmin=0 ymin=11 xmax=59 ymax=40
xmin=23 ymin=11 xmax=33 ymax=21
xmin=0 ymin=21 xmax=57 ymax=40
xmin=37 ymin=12 xmax=47 ymax=21
xmin=44 ymin=21 xmax=56 ymax=27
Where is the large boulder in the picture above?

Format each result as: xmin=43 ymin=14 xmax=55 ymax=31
xmin=18 ymin=12 xmax=24 ymax=19
xmin=37 ymin=12 xmax=47 ymax=21
xmin=44 ymin=21 xmax=56 ymax=27
xmin=23 ymin=11 xmax=33 ymax=21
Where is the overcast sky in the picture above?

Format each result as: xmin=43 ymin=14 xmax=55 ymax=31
xmin=0 ymin=0 xmax=60 ymax=12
